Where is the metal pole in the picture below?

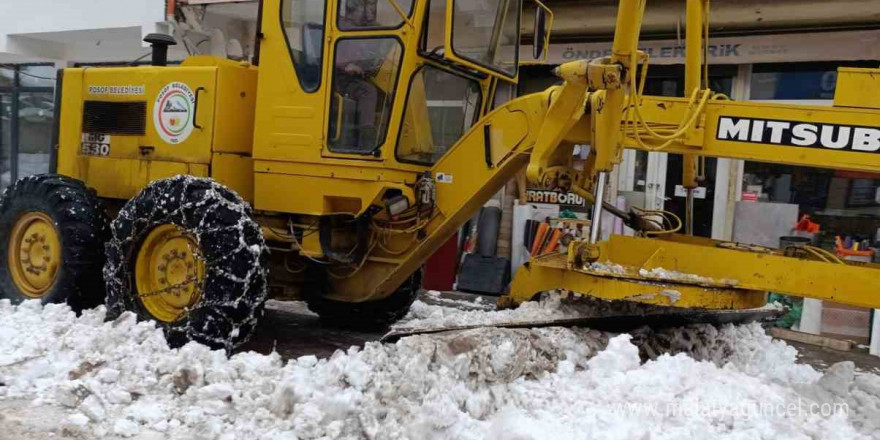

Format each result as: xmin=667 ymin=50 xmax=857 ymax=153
xmin=682 ymin=0 xmax=705 ymax=236
xmin=10 ymin=66 xmax=19 ymax=183
xmin=685 ymin=189 xmax=694 ymax=235
xmin=590 ymin=172 xmax=607 ymax=244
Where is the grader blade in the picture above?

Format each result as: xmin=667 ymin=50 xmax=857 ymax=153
xmin=382 ymin=296 xmax=784 ymax=343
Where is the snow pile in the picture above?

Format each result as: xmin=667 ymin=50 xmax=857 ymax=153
xmin=396 ymin=291 xmax=585 ymax=331
xmin=638 ymin=267 xmax=740 ymax=286
xmin=587 ymin=261 xmax=628 ymax=276
xmin=265 ymin=299 xmax=318 ymax=317
xmin=2 ymin=300 xmax=880 ymax=439
xmin=419 ymin=290 xmax=494 ymax=311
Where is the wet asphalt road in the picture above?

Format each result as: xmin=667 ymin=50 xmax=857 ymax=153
xmin=236 ymin=299 xmax=385 ymax=360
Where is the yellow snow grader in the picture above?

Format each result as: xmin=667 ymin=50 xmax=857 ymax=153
xmin=4 ymin=0 xmax=880 ymax=348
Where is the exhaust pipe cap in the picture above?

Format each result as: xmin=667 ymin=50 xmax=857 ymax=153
xmin=143 ymin=33 xmax=177 ymax=66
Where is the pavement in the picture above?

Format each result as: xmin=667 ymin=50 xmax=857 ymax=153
xmin=236 ymin=299 xmax=383 ymax=360
xmin=237 ymin=291 xmax=880 ymax=374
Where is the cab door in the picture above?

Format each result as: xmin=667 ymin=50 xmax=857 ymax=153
xmin=322 ymin=0 xmax=413 ymax=158
xmin=252 ymin=0 xmax=330 ymax=163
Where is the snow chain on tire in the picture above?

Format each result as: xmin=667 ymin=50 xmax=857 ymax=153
xmin=104 ymin=176 xmax=269 ymax=351
xmin=0 ymin=174 xmax=109 ymax=310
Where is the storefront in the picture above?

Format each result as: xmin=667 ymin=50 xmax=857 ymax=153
xmin=0 ymin=63 xmax=56 ymax=189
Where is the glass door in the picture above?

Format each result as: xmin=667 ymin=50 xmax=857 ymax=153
xmin=616 ymin=66 xmax=735 ymax=237
xmin=650 ymin=67 xmax=735 ymax=238
xmin=17 ymin=91 xmax=54 ymax=179
xmin=617 ymin=149 xmax=667 ymax=211
xmin=0 ymin=64 xmax=56 ymax=190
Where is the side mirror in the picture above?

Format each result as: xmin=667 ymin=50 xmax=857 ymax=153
xmin=533 ymin=7 xmax=548 ymax=60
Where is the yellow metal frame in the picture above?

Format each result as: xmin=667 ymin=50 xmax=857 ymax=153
xmin=135 ymin=224 xmax=205 ymax=323
xmin=510 ymin=233 xmax=880 ymax=311
xmin=8 ymin=212 xmax=61 ymax=298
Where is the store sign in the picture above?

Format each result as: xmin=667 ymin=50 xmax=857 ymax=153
xmin=153 ymin=82 xmax=196 ymax=144
xmin=526 ymin=30 xmax=880 ymax=65
xmin=717 ymin=116 xmax=880 ymax=153
xmin=526 ymin=189 xmax=587 ymax=207
xmin=673 ymin=185 xmax=706 ymax=199
xmin=742 ymin=192 xmax=759 ymax=202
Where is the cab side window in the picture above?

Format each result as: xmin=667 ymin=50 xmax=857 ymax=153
xmin=397 ymin=66 xmax=482 ymax=164
xmin=337 ymin=0 xmax=414 ymax=30
xmin=328 ymin=38 xmax=403 ymax=154
xmin=281 ymin=0 xmax=326 ymax=92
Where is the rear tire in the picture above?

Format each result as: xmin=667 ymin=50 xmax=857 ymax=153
xmin=104 ymin=176 xmax=268 ymax=350
xmin=304 ymin=267 xmax=422 ymax=329
xmin=0 ymin=174 xmax=109 ymax=310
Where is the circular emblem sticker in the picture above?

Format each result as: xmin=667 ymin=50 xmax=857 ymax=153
xmin=153 ymin=82 xmax=196 ymax=144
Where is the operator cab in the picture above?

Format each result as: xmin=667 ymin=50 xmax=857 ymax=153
xmin=260 ymin=0 xmax=550 ymax=168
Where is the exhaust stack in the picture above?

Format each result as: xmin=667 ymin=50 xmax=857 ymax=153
xmin=143 ymin=33 xmax=177 ymax=67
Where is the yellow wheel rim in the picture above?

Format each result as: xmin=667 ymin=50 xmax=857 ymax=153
xmin=8 ymin=212 xmax=61 ymax=298
xmin=135 ymin=224 xmax=205 ymax=323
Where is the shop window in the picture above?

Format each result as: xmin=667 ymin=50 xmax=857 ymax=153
xmin=750 ymin=62 xmax=877 ymax=101
xmin=18 ymin=65 xmax=54 ymax=89
xmin=397 ymin=65 xmax=482 ymax=164
xmin=515 ymin=65 xmax=561 ymax=95
xmin=281 ymin=0 xmax=326 ymax=93
xmin=328 ymin=37 xmax=403 ymax=154
xmin=741 ymin=163 xmax=880 ymax=245
xmin=17 ymin=92 xmax=54 ymax=179
xmin=743 ymin=62 xmax=880 ymax=246
xmin=0 ymin=64 xmax=55 ymax=189
xmin=751 ymin=70 xmax=837 ymax=100
xmin=0 ymin=69 xmax=13 ymax=88
xmin=337 ymin=0 xmax=413 ymax=30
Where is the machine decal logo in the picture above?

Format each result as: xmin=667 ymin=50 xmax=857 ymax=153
xmin=717 ymin=116 xmax=880 ymax=153
xmin=88 ymin=85 xmax=145 ymax=96
xmin=436 ymin=173 xmax=453 ymax=183
xmin=153 ymin=82 xmax=196 ymax=144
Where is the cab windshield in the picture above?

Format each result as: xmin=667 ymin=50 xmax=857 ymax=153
xmin=450 ymin=0 xmax=522 ymax=77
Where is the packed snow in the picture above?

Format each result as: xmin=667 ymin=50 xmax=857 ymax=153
xmin=394 ymin=291 xmax=585 ymax=331
xmin=1 ymin=299 xmax=880 ymax=439
xmin=418 ymin=290 xmax=494 ymax=311
xmin=583 ymin=262 xmax=740 ymax=288
xmin=637 ymin=267 xmax=740 ymax=287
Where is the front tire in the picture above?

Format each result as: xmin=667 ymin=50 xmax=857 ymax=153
xmin=0 ymin=174 xmax=109 ymax=310
xmin=104 ymin=176 xmax=268 ymax=350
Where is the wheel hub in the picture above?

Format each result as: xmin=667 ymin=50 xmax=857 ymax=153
xmin=135 ymin=224 xmax=204 ymax=323
xmin=8 ymin=212 xmax=60 ymax=297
